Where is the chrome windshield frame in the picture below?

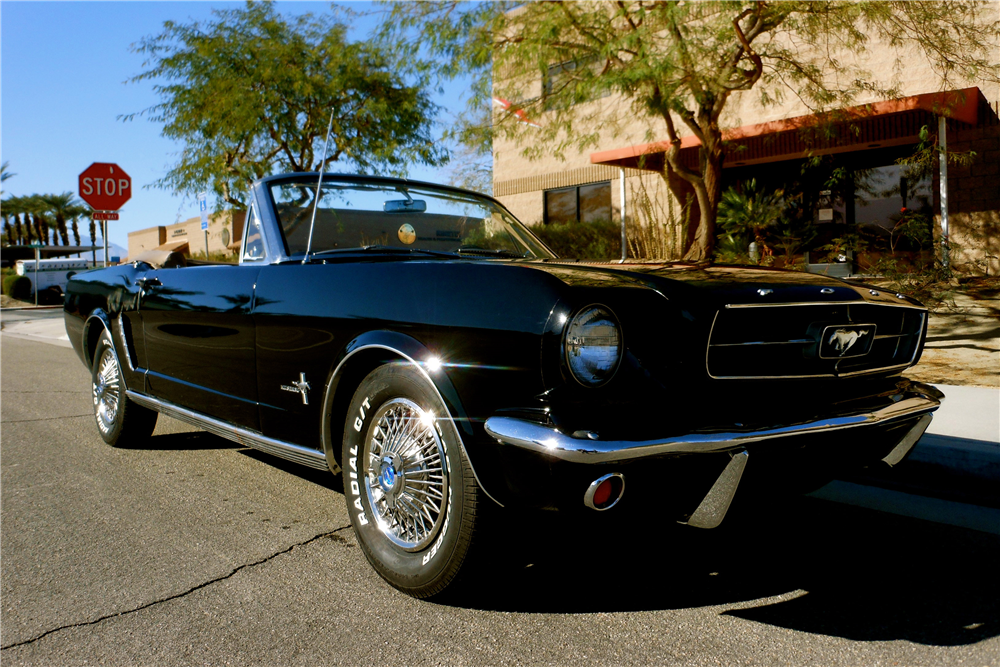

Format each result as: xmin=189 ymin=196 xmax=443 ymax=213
xmin=255 ymin=172 xmax=556 ymax=262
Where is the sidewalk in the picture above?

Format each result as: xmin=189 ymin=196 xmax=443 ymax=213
xmin=3 ymin=308 xmax=999 ymax=512
xmin=0 ymin=307 xmax=72 ymax=348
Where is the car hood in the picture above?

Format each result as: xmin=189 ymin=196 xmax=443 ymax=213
xmin=517 ymin=260 xmax=924 ymax=309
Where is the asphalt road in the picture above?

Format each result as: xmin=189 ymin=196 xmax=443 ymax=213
xmin=2 ymin=332 xmax=999 ymax=666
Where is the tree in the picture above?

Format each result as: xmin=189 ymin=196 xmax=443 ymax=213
xmin=6 ymin=197 xmax=34 ymax=245
xmin=1 ymin=161 xmax=14 ymax=197
xmin=2 ymin=196 xmax=24 ymax=244
xmin=88 ymin=215 xmax=98 ymax=264
xmin=38 ymin=193 xmax=87 ymax=246
xmin=384 ymin=1 xmax=999 ymax=261
xmin=126 ymin=1 xmax=447 ymax=208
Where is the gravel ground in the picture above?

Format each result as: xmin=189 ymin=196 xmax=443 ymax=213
xmin=906 ymin=292 xmax=999 ymax=389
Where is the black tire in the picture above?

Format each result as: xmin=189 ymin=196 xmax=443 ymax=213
xmin=91 ymin=331 xmax=157 ymax=447
xmin=343 ymin=363 xmax=478 ymax=598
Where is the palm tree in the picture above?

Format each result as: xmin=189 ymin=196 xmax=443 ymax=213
xmin=3 ymin=195 xmax=30 ymax=244
xmin=39 ymin=193 xmax=87 ymax=246
xmin=0 ymin=162 xmax=14 ymax=196
xmin=87 ymin=207 xmax=98 ymax=264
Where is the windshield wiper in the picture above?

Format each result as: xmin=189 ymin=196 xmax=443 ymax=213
xmin=308 ymin=245 xmax=458 ymax=259
xmin=455 ymin=247 xmax=528 ymax=259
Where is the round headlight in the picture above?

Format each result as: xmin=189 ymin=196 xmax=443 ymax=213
xmin=564 ymin=305 xmax=622 ymax=387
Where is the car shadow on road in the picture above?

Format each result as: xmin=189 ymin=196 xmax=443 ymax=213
xmin=186 ymin=440 xmax=998 ymax=647
xmin=138 ymin=431 xmax=243 ymax=451
xmin=445 ymin=495 xmax=999 ymax=647
xmin=236 ymin=448 xmax=344 ymax=493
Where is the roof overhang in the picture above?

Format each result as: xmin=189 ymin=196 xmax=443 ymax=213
xmin=591 ymin=87 xmax=983 ymax=171
xmin=154 ymin=240 xmax=190 ymax=253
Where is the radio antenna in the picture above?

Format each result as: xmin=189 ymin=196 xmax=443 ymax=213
xmin=303 ymin=109 xmax=335 ymax=263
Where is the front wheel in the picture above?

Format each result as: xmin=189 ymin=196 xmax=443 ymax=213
xmin=342 ymin=363 xmax=479 ymax=598
xmin=91 ymin=330 xmax=157 ymax=447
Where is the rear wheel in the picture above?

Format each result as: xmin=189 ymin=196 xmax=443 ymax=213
xmin=342 ymin=363 xmax=478 ymax=598
xmin=92 ymin=331 xmax=157 ymax=447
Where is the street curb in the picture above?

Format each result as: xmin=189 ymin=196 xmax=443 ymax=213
xmin=0 ymin=305 xmax=64 ymax=311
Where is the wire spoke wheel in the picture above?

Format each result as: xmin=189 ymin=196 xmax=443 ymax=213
xmin=362 ymin=398 xmax=448 ymax=552
xmin=343 ymin=363 xmax=478 ymax=598
xmin=93 ymin=347 xmax=122 ymax=435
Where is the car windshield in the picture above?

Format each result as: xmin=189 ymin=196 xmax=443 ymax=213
xmin=269 ymin=178 xmax=555 ymax=259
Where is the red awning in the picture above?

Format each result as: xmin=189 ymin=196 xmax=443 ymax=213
xmin=591 ymin=87 xmax=982 ymax=170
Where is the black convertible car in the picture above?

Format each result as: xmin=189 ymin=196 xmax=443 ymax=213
xmin=65 ymin=173 xmax=942 ymax=598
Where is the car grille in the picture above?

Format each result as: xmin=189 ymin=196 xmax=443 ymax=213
xmin=706 ymin=302 xmax=926 ymax=379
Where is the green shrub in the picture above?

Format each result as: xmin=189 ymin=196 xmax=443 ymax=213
xmin=3 ymin=274 xmax=33 ymax=300
xmin=530 ymin=219 xmax=622 ymax=260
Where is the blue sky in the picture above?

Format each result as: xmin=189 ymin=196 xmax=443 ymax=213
xmin=1 ymin=1 xmax=470 ymax=250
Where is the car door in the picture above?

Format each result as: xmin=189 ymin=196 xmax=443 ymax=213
xmin=138 ymin=263 xmax=262 ymax=429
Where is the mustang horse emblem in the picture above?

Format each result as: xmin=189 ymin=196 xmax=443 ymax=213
xmin=827 ymin=328 xmax=870 ymax=356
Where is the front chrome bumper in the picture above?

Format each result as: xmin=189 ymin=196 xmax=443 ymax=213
xmin=484 ymin=382 xmax=942 ymax=465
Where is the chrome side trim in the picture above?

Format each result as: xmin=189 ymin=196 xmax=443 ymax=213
xmin=484 ymin=386 xmax=940 ymax=464
xmin=882 ymin=414 xmax=932 ymax=466
xmin=116 ymin=313 xmax=137 ymax=373
xmin=683 ymin=450 xmax=748 ymax=529
xmin=725 ymin=300 xmax=927 ymax=311
xmin=126 ymin=391 xmax=329 ymax=471
xmin=328 ymin=344 xmax=504 ymax=508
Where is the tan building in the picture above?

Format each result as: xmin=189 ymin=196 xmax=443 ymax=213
xmin=492 ymin=5 xmax=1000 ymax=274
xmin=127 ymin=211 xmax=246 ymax=262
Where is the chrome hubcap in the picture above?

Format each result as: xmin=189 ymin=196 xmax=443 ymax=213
xmin=93 ymin=348 xmax=121 ymax=434
xmin=363 ymin=398 xmax=448 ymax=551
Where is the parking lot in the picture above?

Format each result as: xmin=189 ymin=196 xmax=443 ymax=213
xmin=2 ymin=317 xmax=999 ymax=666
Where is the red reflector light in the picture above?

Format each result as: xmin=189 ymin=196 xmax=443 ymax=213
xmin=593 ymin=479 xmax=613 ymax=507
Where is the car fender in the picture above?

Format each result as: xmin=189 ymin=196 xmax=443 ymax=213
xmin=319 ymin=329 xmax=503 ymax=507
xmin=82 ymin=309 xmax=114 ymax=369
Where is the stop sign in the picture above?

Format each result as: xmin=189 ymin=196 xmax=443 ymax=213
xmin=79 ymin=163 xmax=132 ymax=211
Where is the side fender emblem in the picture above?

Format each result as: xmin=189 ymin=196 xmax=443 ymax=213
xmin=281 ymin=372 xmax=311 ymax=405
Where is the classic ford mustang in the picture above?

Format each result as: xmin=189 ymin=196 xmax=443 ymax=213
xmin=65 ymin=173 xmax=942 ymax=598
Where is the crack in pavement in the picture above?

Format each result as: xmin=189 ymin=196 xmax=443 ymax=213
xmin=1 ymin=415 xmax=92 ymax=424
xmin=0 ymin=525 xmax=353 ymax=652
xmin=0 ymin=390 xmax=83 ymax=394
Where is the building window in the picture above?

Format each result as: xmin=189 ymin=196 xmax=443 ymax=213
xmin=543 ymin=59 xmax=611 ymax=111
xmin=544 ymin=182 xmax=612 ymax=224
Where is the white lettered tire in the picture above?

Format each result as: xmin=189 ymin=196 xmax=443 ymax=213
xmin=342 ymin=363 xmax=478 ymax=598
xmin=91 ymin=330 xmax=158 ymax=447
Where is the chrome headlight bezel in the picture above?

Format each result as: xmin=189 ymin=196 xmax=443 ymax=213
xmin=563 ymin=304 xmax=623 ymax=387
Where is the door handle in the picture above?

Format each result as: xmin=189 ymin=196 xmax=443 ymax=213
xmin=136 ymin=277 xmax=162 ymax=289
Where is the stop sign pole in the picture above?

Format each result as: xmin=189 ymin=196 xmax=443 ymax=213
xmin=78 ymin=163 xmax=132 ymax=267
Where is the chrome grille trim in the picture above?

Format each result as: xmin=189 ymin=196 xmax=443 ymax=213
xmin=127 ymin=391 xmax=329 ymax=471
xmin=725 ymin=300 xmax=926 ymax=310
xmin=710 ymin=339 xmax=813 ymax=347
xmin=705 ymin=303 xmax=926 ymax=379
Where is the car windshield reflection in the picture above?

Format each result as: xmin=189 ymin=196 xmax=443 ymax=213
xmin=269 ymin=179 xmax=554 ymax=260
